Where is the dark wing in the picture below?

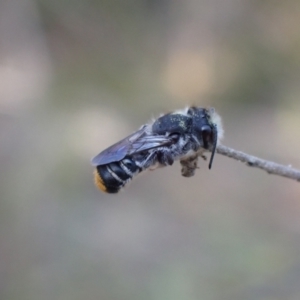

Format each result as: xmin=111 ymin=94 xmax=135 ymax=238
xmin=91 ymin=126 xmax=173 ymax=166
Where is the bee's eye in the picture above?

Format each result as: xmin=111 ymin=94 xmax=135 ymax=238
xmin=201 ymin=125 xmax=211 ymax=136
xmin=201 ymin=125 xmax=212 ymax=147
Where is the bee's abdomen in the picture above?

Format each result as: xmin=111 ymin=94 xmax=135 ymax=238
xmin=94 ymin=158 xmax=141 ymax=193
xmin=94 ymin=165 xmax=123 ymax=193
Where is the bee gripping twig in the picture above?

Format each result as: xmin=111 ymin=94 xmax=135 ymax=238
xmin=216 ymin=145 xmax=300 ymax=182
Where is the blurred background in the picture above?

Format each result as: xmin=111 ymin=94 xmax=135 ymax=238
xmin=1 ymin=0 xmax=300 ymax=299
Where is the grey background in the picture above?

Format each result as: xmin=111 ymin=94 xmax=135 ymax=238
xmin=1 ymin=1 xmax=300 ymax=299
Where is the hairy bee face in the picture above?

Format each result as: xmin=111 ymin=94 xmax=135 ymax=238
xmin=91 ymin=107 xmax=223 ymax=193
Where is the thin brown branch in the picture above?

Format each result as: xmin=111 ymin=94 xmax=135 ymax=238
xmin=216 ymin=145 xmax=300 ymax=182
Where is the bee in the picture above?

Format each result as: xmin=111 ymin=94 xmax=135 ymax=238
xmin=91 ymin=107 xmax=223 ymax=193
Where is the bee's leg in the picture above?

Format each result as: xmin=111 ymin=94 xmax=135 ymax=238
xmin=157 ymin=149 xmax=174 ymax=166
xmin=196 ymin=148 xmax=207 ymax=161
xmin=200 ymin=154 xmax=207 ymax=161
xmin=180 ymin=154 xmax=199 ymax=177
xmin=142 ymin=151 xmax=158 ymax=169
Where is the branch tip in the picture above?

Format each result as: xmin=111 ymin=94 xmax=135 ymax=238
xmin=216 ymin=145 xmax=300 ymax=182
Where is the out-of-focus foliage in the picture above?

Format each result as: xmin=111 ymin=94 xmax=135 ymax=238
xmin=1 ymin=0 xmax=300 ymax=299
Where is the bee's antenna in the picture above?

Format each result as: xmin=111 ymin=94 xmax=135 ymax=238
xmin=208 ymin=125 xmax=217 ymax=169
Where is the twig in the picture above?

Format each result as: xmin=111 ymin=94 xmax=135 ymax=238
xmin=216 ymin=145 xmax=300 ymax=182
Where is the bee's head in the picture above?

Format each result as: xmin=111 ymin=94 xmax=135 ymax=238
xmin=188 ymin=107 xmax=221 ymax=169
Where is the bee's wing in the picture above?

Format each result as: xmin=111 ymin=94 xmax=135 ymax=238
xmin=91 ymin=127 xmax=172 ymax=166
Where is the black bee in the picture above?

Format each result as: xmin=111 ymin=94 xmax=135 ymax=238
xmin=91 ymin=107 xmax=223 ymax=193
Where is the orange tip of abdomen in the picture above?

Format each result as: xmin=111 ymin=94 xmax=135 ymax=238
xmin=94 ymin=169 xmax=107 ymax=192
